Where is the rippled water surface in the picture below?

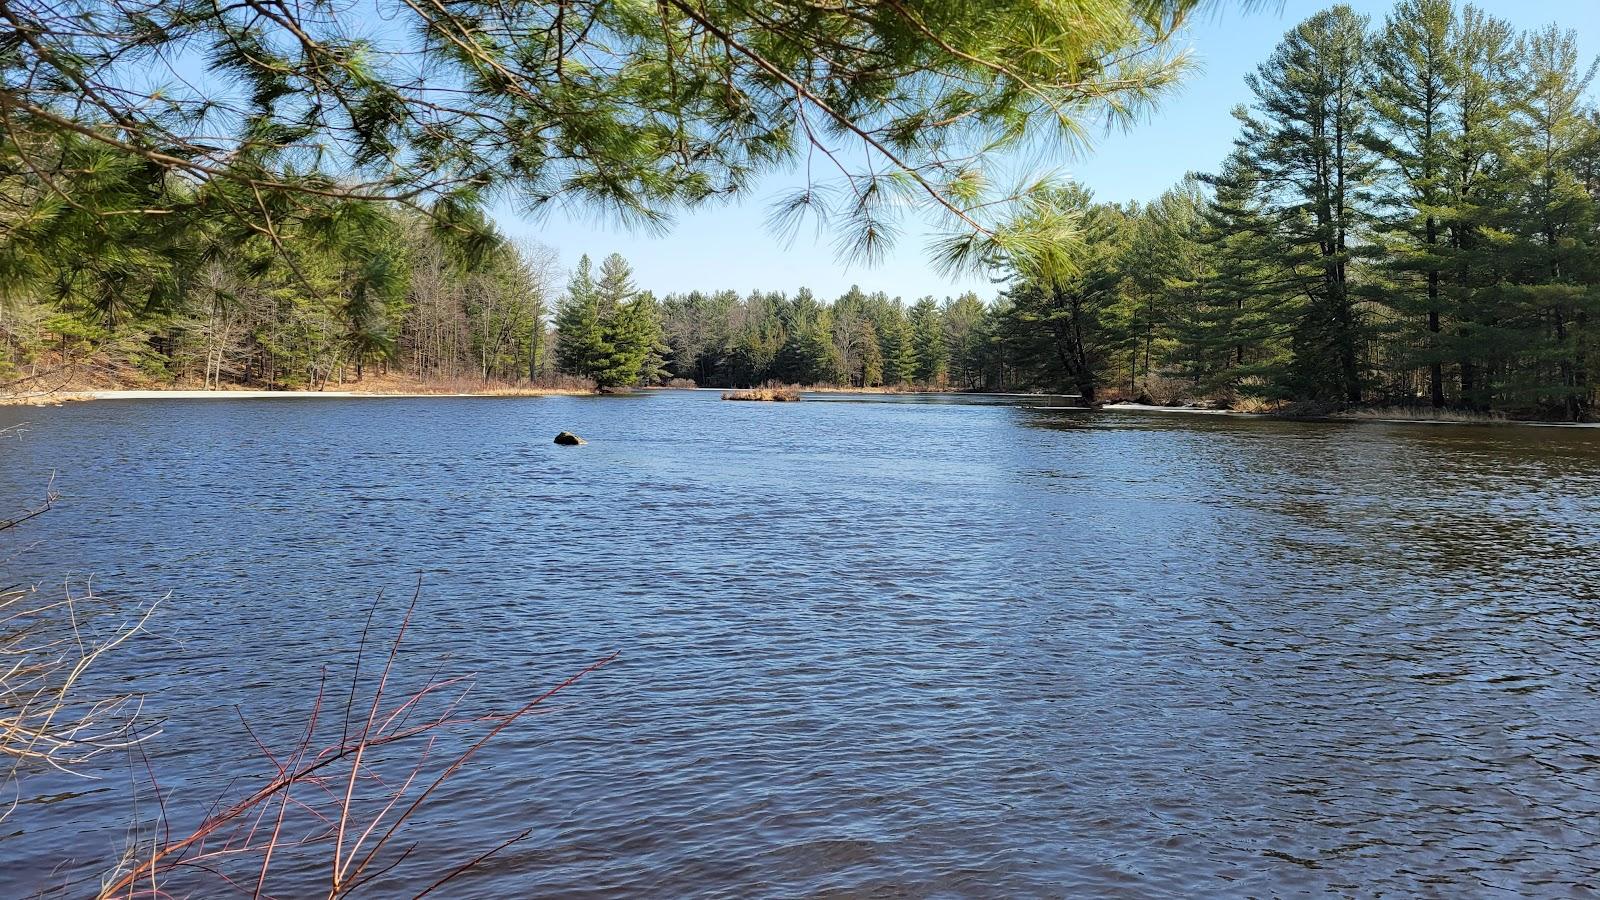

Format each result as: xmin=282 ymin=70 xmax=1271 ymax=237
xmin=2 ymin=392 xmax=1599 ymax=896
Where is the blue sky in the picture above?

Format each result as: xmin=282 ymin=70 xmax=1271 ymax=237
xmin=497 ymin=1 xmax=1600 ymax=301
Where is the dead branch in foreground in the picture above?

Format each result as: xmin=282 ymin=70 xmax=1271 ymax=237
xmin=0 ymin=471 xmax=58 ymax=532
xmin=93 ymin=588 xmax=617 ymax=898
xmin=0 ymin=580 xmax=157 ymax=786
xmin=3 ymin=480 xmax=160 ymax=823
xmin=3 ymin=472 xmax=615 ymax=896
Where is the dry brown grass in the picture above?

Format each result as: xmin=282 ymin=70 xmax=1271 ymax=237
xmin=1336 ymin=405 xmax=1508 ymax=424
xmin=800 ymin=384 xmax=909 ymax=394
xmin=329 ymin=372 xmax=598 ymax=396
xmin=1230 ymin=396 xmax=1281 ymax=414
xmin=722 ymin=384 xmax=802 ymax=402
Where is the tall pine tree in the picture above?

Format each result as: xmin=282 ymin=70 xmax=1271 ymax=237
xmin=1237 ymin=5 xmax=1377 ymax=403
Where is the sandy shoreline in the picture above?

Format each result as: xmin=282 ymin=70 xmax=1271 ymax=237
xmin=4 ymin=386 xmax=1084 ymax=405
xmin=0 ymin=387 xmax=593 ymax=405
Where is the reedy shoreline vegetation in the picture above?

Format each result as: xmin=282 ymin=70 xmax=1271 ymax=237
xmin=722 ymin=384 xmax=804 ymax=401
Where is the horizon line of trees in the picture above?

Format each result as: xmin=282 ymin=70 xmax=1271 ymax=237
xmin=2 ymin=0 xmax=1213 ymax=400
xmin=5 ymin=0 xmax=1599 ymax=419
xmin=634 ymin=0 xmax=1600 ymax=419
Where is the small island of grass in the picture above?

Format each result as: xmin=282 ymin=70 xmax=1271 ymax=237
xmin=722 ymin=385 xmax=802 ymax=402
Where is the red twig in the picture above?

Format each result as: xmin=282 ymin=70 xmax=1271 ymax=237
xmin=99 ymin=589 xmax=618 ymax=899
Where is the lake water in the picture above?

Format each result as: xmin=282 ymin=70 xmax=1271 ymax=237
xmin=2 ymin=391 xmax=1598 ymax=896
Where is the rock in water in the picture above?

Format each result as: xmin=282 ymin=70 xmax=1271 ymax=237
xmin=554 ymin=431 xmax=587 ymax=446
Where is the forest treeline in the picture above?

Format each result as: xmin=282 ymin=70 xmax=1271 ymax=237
xmin=1126 ymin=0 xmax=1600 ymax=419
xmin=0 ymin=192 xmax=567 ymax=390
xmin=4 ymin=0 xmax=1599 ymax=418
xmin=650 ymin=0 xmax=1600 ymax=418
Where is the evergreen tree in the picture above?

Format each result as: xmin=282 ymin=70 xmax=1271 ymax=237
xmin=1122 ymin=182 xmax=1205 ymax=394
xmin=1186 ymin=152 xmax=1301 ymax=396
xmin=595 ymin=290 xmax=665 ymax=388
xmin=909 ymin=297 xmax=948 ymax=386
xmin=1237 ymin=5 xmax=1377 ymax=402
xmin=595 ymin=253 xmax=636 ymax=315
xmin=1505 ymin=25 xmax=1599 ymax=419
xmin=771 ymin=288 xmax=838 ymax=384
xmin=564 ymin=254 xmax=665 ymax=388
xmin=341 ymin=242 xmax=406 ymax=381
xmin=1 ymin=0 xmax=1210 ymax=281
xmin=996 ymin=186 xmax=1131 ymax=402
xmin=1443 ymin=6 xmax=1520 ymax=410
xmin=1367 ymin=0 xmax=1457 ymax=407
xmin=859 ymin=321 xmax=885 ymax=388
xmin=875 ymin=302 xmax=916 ymax=386
xmin=556 ymin=255 xmax=608 ymax=379
xmin=943 ymin=293 xmax=988 ymax=390
xmin=831 ymin=287 xmax=876 ymax=386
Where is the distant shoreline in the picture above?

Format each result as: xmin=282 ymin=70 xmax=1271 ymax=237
xmin=0 ymin=384 xmax=1084 ymax=406
xmin=5 ymin=388 xmax=1594 ymax=428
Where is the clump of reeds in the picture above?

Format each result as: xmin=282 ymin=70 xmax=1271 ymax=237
xmin=1230 ymin=396 xmax=1280 ymax=414
xmin=721 ymin=384 xmax=801 ymax=401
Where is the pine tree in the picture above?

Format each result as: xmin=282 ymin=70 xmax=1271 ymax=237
xmin=1237 ymin=5 xmax=1377 ymax=402
xmin=1122 ymin=182 xmax=1204 ymax=395
xmin=1505 ymin=25 xmax=1599 ymax=419
xmin=571 ymin=254 xmax=664 ymax=388
xmin=342 ymin=243 xmax=405 ymax=381
xmin=556 ymin=255 xmax=608 ymax=379
xmin=595 ymin=292 xmax=664 ymax=388
xmin=1367 ymin=0 xmax=1457 ymax=407
xmin=830 ymin=286 xmax=875 ymax=386
xmin=1443 ymin=6 xmax=1519 ymax=410
xmin=874 ymin=302 xmax=916 ymax=386
xmin=996 ymin=186 xmax=1131 ymax=402
xmin=909 ymin=297 xmax=948 ymax=386
xmin=1187 ymin=152 xmax=1302 ymax=396
xmin=595 ymin=253 xmax=635 ymax=316
xmin=943 ymin=293 xmax=987 ymax=390
xmin=3 ymin=0 xmax=1215 ymax=292
xmin=771 ymin=288 xmax=838 ymax=384
xmin=859 ymin=321 xmax=885 ymax=387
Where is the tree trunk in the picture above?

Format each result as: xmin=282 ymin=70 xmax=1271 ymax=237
xmin=1426 ymin=214 xmax=1443 ymax=408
